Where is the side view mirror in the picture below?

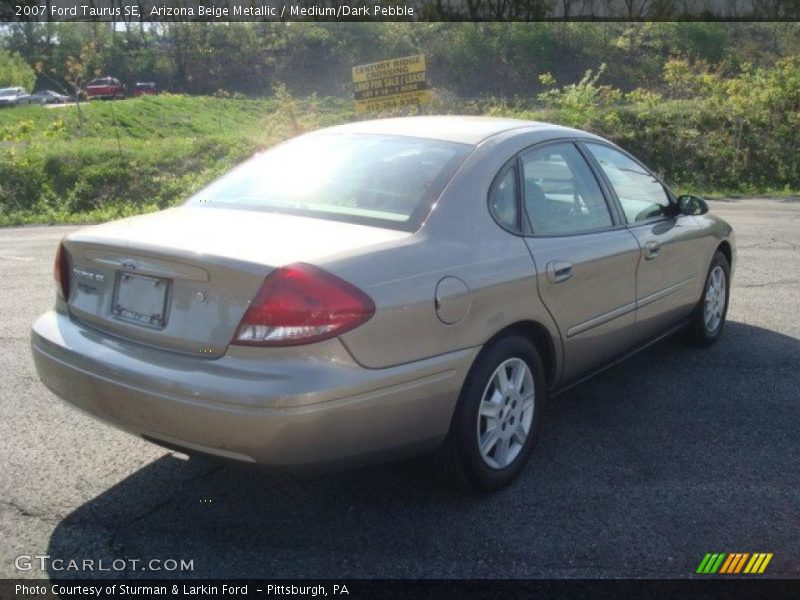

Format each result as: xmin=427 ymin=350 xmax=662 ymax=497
xmin=677 ymin=194 xmax=709 ymax=216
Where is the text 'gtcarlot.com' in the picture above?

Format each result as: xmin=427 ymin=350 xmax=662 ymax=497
xmin=14 ymin=554 xmax=194 ymax=572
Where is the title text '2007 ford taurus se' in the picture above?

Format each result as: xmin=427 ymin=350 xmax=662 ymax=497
xmin=31 ymin=117 xmax=734 ymax=491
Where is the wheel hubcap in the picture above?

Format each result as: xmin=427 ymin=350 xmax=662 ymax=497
xmin=703 ymin=265 xmax=726 ymax=333
xmin=477 ymin=358 xmax=535 ymax=470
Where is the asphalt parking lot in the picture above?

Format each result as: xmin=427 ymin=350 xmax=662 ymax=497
xmin=1 ymin=198 xmax=798 ymax=579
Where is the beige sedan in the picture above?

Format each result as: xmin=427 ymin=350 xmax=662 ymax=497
xmin=31 ymin=117 xmax=734 ymax=491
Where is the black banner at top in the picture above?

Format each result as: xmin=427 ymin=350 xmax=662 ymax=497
xmin=2 ymin=0 xmax=800 ymax=22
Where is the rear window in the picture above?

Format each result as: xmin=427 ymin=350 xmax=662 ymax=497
xmin=186 ymin=133 xmax=473 ymax=231
xmin=89 ymin=78 xmax=115 ymax=86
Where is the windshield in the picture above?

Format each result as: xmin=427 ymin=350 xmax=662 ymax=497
xmin=186 ymin=133 xmax=473 ymax=231
xmin=0 ymin=89 xmax=18 ymax=97
xmin=89 ymin=79 xmax=114 ymax=86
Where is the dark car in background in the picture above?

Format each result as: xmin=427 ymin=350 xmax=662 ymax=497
xmin=0 ymin=87 xmax=32 ymax=107
xmin=85 ymin=77 xmax=126 ymax=100
xmin=29 ymin=90 xmax=70 ymax=104
xmin=133 ymin=82 xmax=156 ymax=97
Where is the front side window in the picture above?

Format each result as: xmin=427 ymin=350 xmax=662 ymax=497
xmin=520 ymin=143 xmax=613 ymax=235
xmin=186 ymin=133 xmax=473 ymax=231
xmin=585 ymin=143 xmax=671 ymax=224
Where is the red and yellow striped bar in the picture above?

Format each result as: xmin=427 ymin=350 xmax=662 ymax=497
xmin=744 ymin=553 xmax=773 ymax=574
xmin=719 ymin=554 xmax=737 ymax=574
xmin=731 ymin=552 xmax=750 ymax=573
xmin=733 ymin=553 xmax=750 ymax=573
xmin=720 ymin=553 xmax=749 ymax=574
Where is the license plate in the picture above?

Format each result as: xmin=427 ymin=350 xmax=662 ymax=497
xmin=112 ymin=272 xmax=170 ymax=328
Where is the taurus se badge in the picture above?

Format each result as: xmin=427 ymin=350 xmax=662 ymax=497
xmin=72 ymin=267 xmax=105 ymax=283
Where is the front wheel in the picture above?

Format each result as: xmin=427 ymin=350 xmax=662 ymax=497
xmin=437 ymin=334 xmax=546 ymax=492
xmin=687 ymin=250 xmax=730 ymax=346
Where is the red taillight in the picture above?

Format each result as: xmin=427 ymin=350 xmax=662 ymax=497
xmin=232 ymin=263 xmax=375 ymax=346
xmin=54 ymin=242 xmax=70 ymax=300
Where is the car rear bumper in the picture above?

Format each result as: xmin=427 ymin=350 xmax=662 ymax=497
xmin=31 ymin=310 xmax=477 ymax=469
xmin=87 ymin=92 xmax=122 ymax=99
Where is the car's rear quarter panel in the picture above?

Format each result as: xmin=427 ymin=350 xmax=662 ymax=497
xmin=332 ymin=130 xmax=571 ymax=377
xmin=331 ymin=234 xmax=550 ymax=370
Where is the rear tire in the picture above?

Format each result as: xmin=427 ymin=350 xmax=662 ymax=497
xmin=437 ymin=333 xmax=546 ymax=492
xmin=687 ymin=251 xmax=730 ymax=346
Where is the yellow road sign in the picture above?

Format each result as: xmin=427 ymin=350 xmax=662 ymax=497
xmin=352 ymin=54 xmax=430 ymax=113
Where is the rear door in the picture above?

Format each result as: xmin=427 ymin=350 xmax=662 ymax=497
xmin=582 ymin=142 xmax=704 ymax=342
xmin=519 ymin=142 xmax=641 ymax=382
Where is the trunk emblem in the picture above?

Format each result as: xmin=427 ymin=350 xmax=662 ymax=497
xmin=196 ymin=292 xmax=206 ymax=303
xmin=72 ymin=267 xmax=105 ymax=283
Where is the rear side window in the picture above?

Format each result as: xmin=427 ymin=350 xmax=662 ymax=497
xmin=187 ymin=133 xmax=473 ymax=232
xmin=520 ymin=143 xmax=613 ymax=235
xmin=585 ymin=143 xmax=671 ymax=224
xmin=489 ymin=165 xmax=520 ymax=231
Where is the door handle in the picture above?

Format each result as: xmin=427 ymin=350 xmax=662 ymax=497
xmin=645 ymin=241 xmax=661 ymax=260
xmin=547 ymin=261 xmax=573 ymax=284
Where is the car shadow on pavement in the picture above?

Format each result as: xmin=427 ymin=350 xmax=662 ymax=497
xmin=45 ymin=321 xmax=800 ymax=579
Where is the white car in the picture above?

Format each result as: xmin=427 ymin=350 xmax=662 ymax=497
xmin=0 ymin=87 xmax=32 ymax=107
xmin=29 ymin=90 xmax=70 ymax=105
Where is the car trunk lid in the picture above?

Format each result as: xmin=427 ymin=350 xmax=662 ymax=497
xmin=63 ymin=206 xmax=409 ymax=357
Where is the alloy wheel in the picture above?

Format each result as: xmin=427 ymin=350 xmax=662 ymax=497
xmin=703 ymin=265 xmax=726 ymax=333
xmin=476 ymin=358 xmax=535 ymax=470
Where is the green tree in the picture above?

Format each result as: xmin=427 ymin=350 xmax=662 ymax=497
xmin=0 ymin=49 xmax=35 ymax=89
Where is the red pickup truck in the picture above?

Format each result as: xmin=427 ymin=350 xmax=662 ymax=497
xmin=85 ymin=77 xmax=126 ymax=100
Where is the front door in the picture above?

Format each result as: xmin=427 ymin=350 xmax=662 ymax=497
xmin=582 ymin=142 xmax=704 ymax=342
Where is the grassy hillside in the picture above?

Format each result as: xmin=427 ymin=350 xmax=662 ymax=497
xmin=0 ymin=93 xmax=352 ymax=226
xmin=0 ymin=82 xmax=797 ymax=226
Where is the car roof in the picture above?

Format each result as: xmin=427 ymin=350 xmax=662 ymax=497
xmin=317 ymin=115 xmax=582 ymax=145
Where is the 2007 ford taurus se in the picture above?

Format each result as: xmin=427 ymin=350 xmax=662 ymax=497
xmin=32 ymin=117 xmax=735 ymax=491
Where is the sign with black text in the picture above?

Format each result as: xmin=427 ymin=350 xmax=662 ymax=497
xmin=352 ymin=54 xmax=430 ymax=113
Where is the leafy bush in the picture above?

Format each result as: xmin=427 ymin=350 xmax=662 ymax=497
xmin=0 ymin=49 xmax=35 ymax=90
xmin=480 ymin=57 xmax=800 ymax=193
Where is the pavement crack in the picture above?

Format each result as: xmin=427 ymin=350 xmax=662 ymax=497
xmin=0 ymin=499 xmax=61 ymax=524
xmin=738 ymin=239 xmax=800 ymax=251
xmin=105 ymin=464 xmax=223 ymax=575
xmin=738 ymin=279 xmax=800 ymax=288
